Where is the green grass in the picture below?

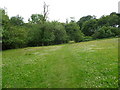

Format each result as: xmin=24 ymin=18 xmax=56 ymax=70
xmin=0 ymin=51 xmax=2 ymax=89
xmin=2 ymin=38 xmax=118 ymax=88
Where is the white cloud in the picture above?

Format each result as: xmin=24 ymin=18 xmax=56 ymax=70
xmin=0 ymin=0 xmax=119 ymax=22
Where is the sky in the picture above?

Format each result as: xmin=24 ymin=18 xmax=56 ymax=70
xmin=0 ymin=0 xmax=119 ymax=23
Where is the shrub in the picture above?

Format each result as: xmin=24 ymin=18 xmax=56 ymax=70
xmin=92 ymin=26 xmax=117 ymax=39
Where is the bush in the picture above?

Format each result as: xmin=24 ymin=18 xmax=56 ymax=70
xmin=74 ymin=30 xmax=84 ymax=42
xmin=27 ymin=24 xmax=42 ymax=46
xmin=92 ymin=26 xmax=117 ymax=39
xmin=110 ymin=27 xmax=120 ymax=37
xmin=83 ymin=36 xmax=93 ymax=41
xmin=2 ymin=26 xmax=28 ymax=50
xmin=52 ymin=21 xmax=68 ymax=44
xmin=65 ymin=22 xmax=84 ymax=42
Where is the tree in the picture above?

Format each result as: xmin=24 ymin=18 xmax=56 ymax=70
xmin=28 ymin=14 xmax=44 ymax=24
xmin=109 ymin=12 xmax=119 ymax=27
xmin=2 ymin=9 xmax=28 ymax=50
xmin=77 ymin=15 xmax=96 ymax=28
xmin=97 ymin=15 xmax=109 ymax=27
xmin=2 ymin=26 xmax=28 ymax=49
xmin=74 ymin=30 xmax=84 ymax=42
xmin=2 ymin=7 xmax=120 ymax=50
xmin=0 ymin=8 xmax=9 ymax=37
xmin=41 ymin=22 xmax=55 ymax=45
xmin=109 ymin=27 xmax=120 ymax=37
xmin=10 ymin=15 xmax=24 ymax=26
xmin=97 ymin=13 xmax=119 ymax=27
xmin=0 ymin=8 xmax=9 ymax=46
xmin=40 ymin=2 xmax=49 ymax=46
xmin=81 ymin=19 xmax=98 ymax=36
xmin=52 ymin=21 xmax=68 ymax=44
xmin=27 ymin=24 xmax=42 ymax=46
xmin=0 ymin=8 xmax=9 ymax=26
xmin=92 ymin=26 xmax=116 ymax=39
xmin=1 ymin=8 xmax=10 ymax=50
xmin=65 ymin=22 xmax=84 ymax=42
xmin=43 ymin=2 xmax=49 ymax=22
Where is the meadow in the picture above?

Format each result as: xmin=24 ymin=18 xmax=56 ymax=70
xmin=2 ymin=38 xmax=118 ymax=88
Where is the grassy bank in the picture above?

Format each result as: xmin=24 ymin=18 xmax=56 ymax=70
xmin=2 ymin=38 xmax=118 ymax=88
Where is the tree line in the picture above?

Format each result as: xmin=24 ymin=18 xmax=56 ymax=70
xmin=1 ymin=8 xmax=120 ymax=50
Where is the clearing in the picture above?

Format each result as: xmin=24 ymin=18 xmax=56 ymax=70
xmin=2 ymin=38 xmax=118 ymax=88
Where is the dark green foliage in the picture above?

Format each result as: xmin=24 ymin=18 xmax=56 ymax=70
xmin=28 ymin=14 xmax=44 ymax=24
xmin=52 ymin=21 xmax=68 ymax=44
xmin=10 ymin=15 xmax=24 ymax=26
xmin=74 ymin=30 xmax=84 ymax=42
xmin=98 ymin=13 xmax=119 ymax=27
xmin=41 ymin=22 xmax=55 ymax=46
xmin=81 ymin=19 xmax=98 ymax=36
xmin=65 ymin=22 xmax=84 ymax=42
xmin=92 ymin=26 xmax=120 ymax=39
xmin=0 ymin=9 xmax=9 ymax=26
xmin=97 ymin=15 xmax=110 ymax=27
xmin=0 ymin=9 xmax=9 ymax=45
xmin=109 ymin=13 xmax=119 ymax=27
xmin=2 ymin=26 xmax=28 ymax=49
xmin=83 ymin=36 xmax=93 ymax=41
xmin=77 ymin=15 xmax=95 ymax=28
xmin=27 ymin=24 xmax=42 ymax=46
xmin=1 ymin=9 xmax=28 ymax=50
xmin=27 ymin=21 xmax=68 ymax=46
xmin=1 ymin=8 xmax=120 ymax=50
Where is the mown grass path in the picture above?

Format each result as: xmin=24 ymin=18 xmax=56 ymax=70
xmin=2 ymin=38 xmax=118 ymax=88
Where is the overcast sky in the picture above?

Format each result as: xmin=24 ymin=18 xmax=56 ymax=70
xmin=0 ymin=0 xmax=119 ymax=22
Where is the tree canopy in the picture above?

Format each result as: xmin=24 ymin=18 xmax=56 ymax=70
xmin=1 ymin=8 xmax=120 ymax=50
